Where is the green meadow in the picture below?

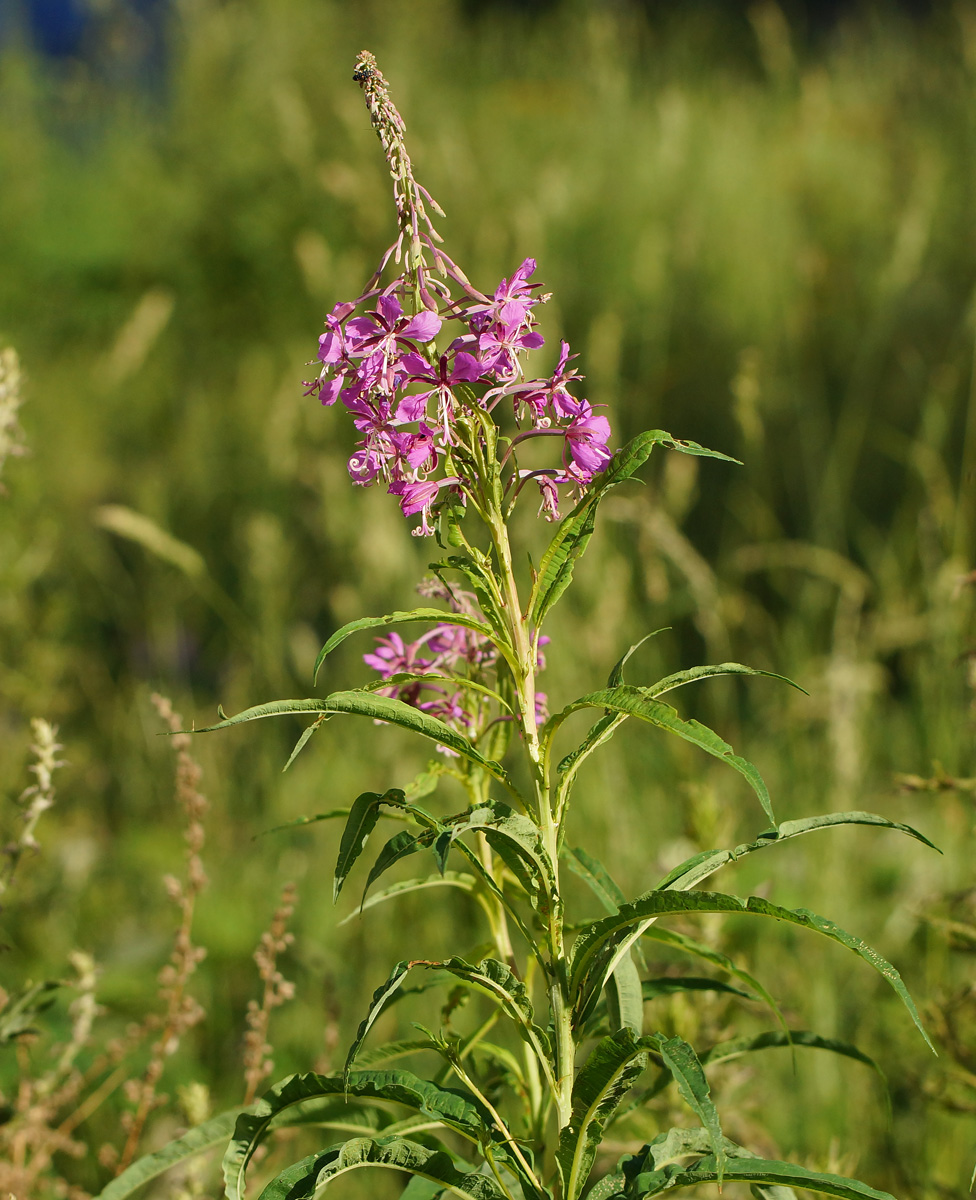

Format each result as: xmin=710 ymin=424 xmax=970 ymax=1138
xmin=0 ymin=1 xmax=973 ymax=1194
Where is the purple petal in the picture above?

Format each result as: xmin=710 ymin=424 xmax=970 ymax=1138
xmin=450 ymin=352 xmax=484 ymax=382
xmin=376 ymin=294 xmax=403 ymax=325
xmin=403 ymin=310 xmax=443 ymax=342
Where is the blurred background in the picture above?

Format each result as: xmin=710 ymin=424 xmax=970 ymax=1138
xmin=0 ymin=0 xmax=974 ymax=1194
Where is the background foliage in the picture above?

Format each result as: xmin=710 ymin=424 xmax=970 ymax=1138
xmin=0 ymin=1 xmax=973 ymax=1194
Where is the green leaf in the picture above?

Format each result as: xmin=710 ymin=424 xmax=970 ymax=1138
xmin=646 ymin=1033 xmax=724 ymax=1183
xmin=451 ymin=805 xmax=557 ymax=916
xmin=569 ymin=889 xmax=934 ymax=1053
xmin=640 ymin=662 xmax=804 ymax=699
xmin=642 ymin=976 xmax=750 ymax=1001
xmin=586 ymin=977 xmax=750 ymax=1039
xmin=654 ymin=810 xmax=940 ymax=893
xmin=346 ymin=956 xmax=555 ymax=1095
xmin=530 ymin=430 xmax=719 ymax=628
xmin=638 ymin=926 xmax=787 ymax=1040
xmin=340 ymin=872 xmax=477 ymax=925
xmin=334 ymin=790 xmax=406 ymax=903
xmin=557 ymin=1029 xmax=649 ymax=1200
xmin=361 ymin=830 xmax=431 ymax=900
xmin=344 ymin=964 xmax=414 ymax=1083
xmin=607 ymin=631 xmax=671 ymax=687
xmin=563 ymin=847 xmax=646 ymax=973
xmin=557 ymin=713 xmax=626 ymax=779
xmin=282 ymin=717 xmax=328 ymax=771
xmin=529 ymin=492 xmax=600 ymax=628
xmin=623 ymin=1155 xmax=896 ymax=1198
xmin=354 ymin=1037 xmax=448 ymax=1069
xmin=602 ymin=1129 xmax=889 ymax=1198
xmin=95 ymin=1107 xmax=247 ymax=1199
xmin=605 ymin=952 xmax=644 ymax=1035
xmin=428 ymin=554 xmax=505 ymax=627
xmin=564 ymin=846 xmax=626 ymax=914
xmin=257 ymin=1135 xmax=506 ymax=1200
xmin=364 ymin=671 xmax=512 ymax=713
xmin=701 ymin=1029 xmax=885 ymax=1083
xmin=258 ymin=808 xmax=352 ymax=837
xmin=223 ymin=1069 xmax=491 ymax=1200
xmin=552 ymin=686 xmax=775 ymax=825
xmin=313 ymin=609 xmax=503 ymax=684
xmin=195 ymin=692 xmax=513 ymax=788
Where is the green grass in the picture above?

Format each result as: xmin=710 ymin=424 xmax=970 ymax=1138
xmin=0 ymin=1 xmax=973 ymax=1195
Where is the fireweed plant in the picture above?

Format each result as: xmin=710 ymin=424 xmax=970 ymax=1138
xmin=105 ymin=52 xmax=938 ymax=1200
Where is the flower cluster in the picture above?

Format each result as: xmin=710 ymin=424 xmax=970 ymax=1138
xmin=309 ymin=260 xmax=612 ymax=535
xmin=306 ymin=55 xmax=612 ymax=536
xmin=363 ymin=580 xmax=548 ymax=748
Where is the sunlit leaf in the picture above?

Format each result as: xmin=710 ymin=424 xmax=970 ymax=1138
xmin=529 ymin=429 xmax=735 ymax=626
xmin=281 ymin=717 xmax=328 ymax=771
xmin=223 ymin=1069 xmax=491 ymax=1199
xmin=95 ymin=1107 xmax=247 ymax=1200
xmin=622 ymin=1154 xmax=895 ymax=1197
xmin=346 ymin=956 xmax=555 ymax=1094
xmin=701 ymin=1029 xmax=885 ymax=1084
xmin=313 ymin=608 xmax=504 ymax=684
xmin=550 ymin=686 xmax=775 ymax=825
xmin=257 ymin=1135 xmax=506 ymax=1200
xmin=340 ymin=871 xmax=477 ymax=925
xmin=654 ymin=810 xmax=940 ymax=893
xmin=557 ymin=1029 xmax=650 ymax=1200
xmin=605 ymin=952 xmax=644 ymax=1035
xmin=606 ymin=631 xmax=671 ymax=687
xmin=194 ymin=692 xmax=515 ymax=791
xmin=569 ymin=889 xmax=933 ymax=1052
xmin=335 ymin=790 xmax=407 ymax=902
xmin=646 ymin=1033 xmax=724 ymax=1183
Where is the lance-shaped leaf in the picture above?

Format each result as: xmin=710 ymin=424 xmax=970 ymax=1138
xmin=596 ymin=1129 xmax=889 ymax=1199
xmin=557 ymin=1028 xmax=723 ymax=1200
xmin=646 ymin=1034 xmax=724 ymax=1183
xmin=450 ymin=804 xmax=557 ymax=917
xmin=605 ymin=952 xmax=644 ymax=1035
xmin=654 ymin=810 xmax=939 ymax=894
xmin=341 ymin=871 xmax=478 ymax=925
xmin=223 ymin=1069 xmax=491 ymax=1200
xmin=334 ymin=789 xmax=408 ymax=902
xmin=640 ymin=927 xmax=776 ymax=1015
xmin=258 ymin=1135 xmax=507 ymax=1200
xmin=194 ymin=693 xmax=515 ymax=792
xmin=529 ymin=431 xmax=738 ymax=627
xmin=95 ymin=1107 xmax=248 ymax=1200
xmin=564 ymin=848 xmax=646 ymax=976
xmin=640 ymin=662 xmax=803 ymax=699
xmin=557 ymin=1029 xmax=650 ymax=1200
xmin=586 ymin=976 xmax=751 ymax=1039
xmin=282 ymin=717 xmax=329 ymax=771
xmin=554 ymin=632 xmax=671 ymax=789
xmin=429 ymin=553 xmax=506 ymax=628
xmin=565 ymin=846 xmax=627 ymax=912
xmin=346 ymin=957 xmax=555 ymax=1093
xmin=568 ymin=889 xmax=934 ymax=1053
xmin=550 ymin=687 xmax=774 ymax=825
xmin=363 ymin=671 xmax=512 ymax=712
xmin=701 ymin=1029 xmax=885 ymax=1083
xmin=313 ymin=608 xmax=506 ymax=684
xmin=345 ymin=963 xmax=414 ymax=1082
xmin=621 ymin=1154 xmax=896 ymax=1198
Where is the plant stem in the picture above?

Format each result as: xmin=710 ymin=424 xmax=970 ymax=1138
xmin=488 ymin=509 xmax=575 ymax=1131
